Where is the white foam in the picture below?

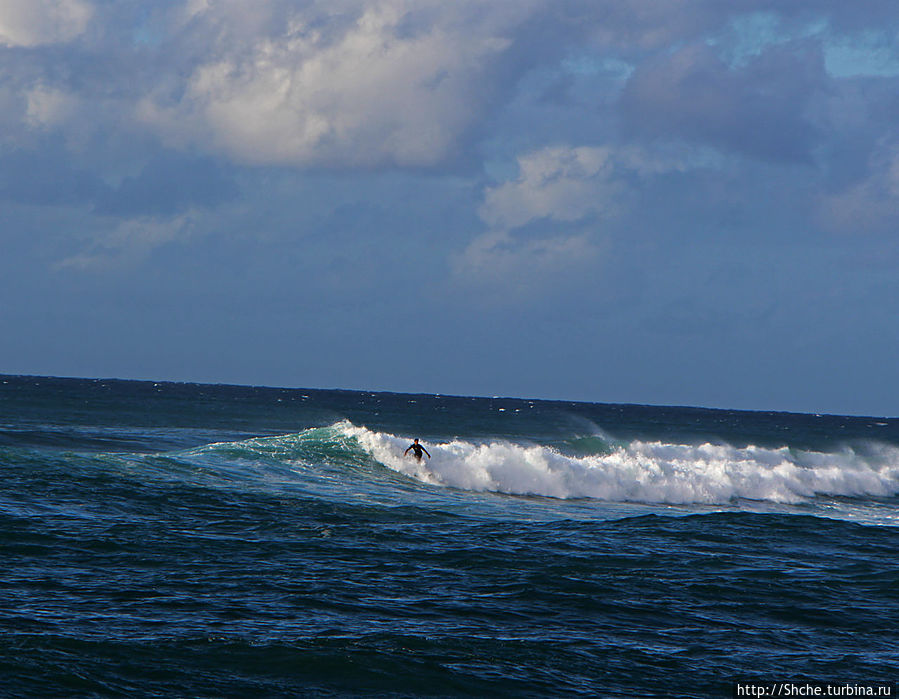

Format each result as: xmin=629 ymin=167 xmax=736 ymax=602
xmin=339 ymin=422 xmax=899 ymax=505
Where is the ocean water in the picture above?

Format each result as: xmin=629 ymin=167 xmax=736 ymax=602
xmin=1 ymin=375 xmax=897 ymax=697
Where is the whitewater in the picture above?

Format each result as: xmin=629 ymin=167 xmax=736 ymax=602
xmin=341 ymin=421 xmax=899 ymax=506
xmin=193 ymin=419 xmax=899 ymax=524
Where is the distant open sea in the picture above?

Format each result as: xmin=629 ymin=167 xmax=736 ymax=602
xmin=1 ymin=375 xmax=897 ymax=697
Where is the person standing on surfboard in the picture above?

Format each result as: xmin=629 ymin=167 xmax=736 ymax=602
xmin=404 ymin=439 xmax=431 ymax=461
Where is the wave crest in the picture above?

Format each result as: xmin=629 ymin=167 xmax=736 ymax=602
xmin=339 ymin=422 xmax=899 ymax=504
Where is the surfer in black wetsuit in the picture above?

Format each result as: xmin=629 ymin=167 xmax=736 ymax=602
xmin=404 ymin=438 xmax=431 ymax=461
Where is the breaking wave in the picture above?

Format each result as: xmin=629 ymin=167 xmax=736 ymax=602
xmin=337 ymin=422 xmax=899 ymax=505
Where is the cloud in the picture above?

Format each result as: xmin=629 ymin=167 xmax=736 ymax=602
xmin=2 ymin=1 xmax=897 ymax=260
xmin=455 ymin=143 xmax=698 ymax=298
xmin=820 ymin=139 xmax=899 ymax=234
xmin=620 ymin=41 xmax=826 ymax=162
xmin=25 ymin=84 xmax=78 ymax=129
xmin=54 ymin=213 xmax=197 ymax=270
xmin=136 ymin=1 xmax=543 ymax=168
xmin=94 ymin=153 xmax=240 ymax=216
xmin=582 ymin=0 xmax=738 ymax=53
xmin=3 ymin=1 xmax=885 ymax=176
xmin=478 ymin=144 xmax=703 ymax=231
xmin=479 ymin=146 xmax=620 ymax=230
xmin=0 ymin=149 xmax=105 ymax=206
xmin=0 ymin=146 xmax=237 ymax=217
xmin=453 ymin=227 xmax=600 ymax=302
xmin=0 ymin=0 xmax=93 ymax=47
xmin=0 ymin=84 xmax=27 ymax=142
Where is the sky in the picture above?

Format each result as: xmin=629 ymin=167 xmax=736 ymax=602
xmin=1 ymin=0 xmax=898 ymax=417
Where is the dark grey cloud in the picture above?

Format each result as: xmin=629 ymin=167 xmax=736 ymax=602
xmin=815 ymin=75 xmax=899 ymax=187
xmin=0 ymin=146 xmax=238 ymax=216
xmin=775 ymin=0 xmax=899 ymax=33
xmin=94 ymin=152 xmax=239 ymax=216
xmin=0 ymin=147 xmax=106 ymax=206
xmin=619 ymin=40 xmax=827 ymax=163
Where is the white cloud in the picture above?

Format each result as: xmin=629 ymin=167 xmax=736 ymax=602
xmin=479 ymin=146 xmax=619 ymax=230
xmin=55 ymin=213 xmax=196 ymax=270
xmin=180 ymin=0 xmax=210 ymax=24
xmin=479 ymin=143 xmax=698 ymax=231
xmin=453 ymin=228 xmax=600 ymax=300
xmin=455 ymin=143 xmax=699 ymax=296
xmin=137 ymin=0 xmax=537 ymax=168
xmin=0 ymin=0 xmax=93 ymax=47
xmin=25 ymin=85 xmax=77 ymax=129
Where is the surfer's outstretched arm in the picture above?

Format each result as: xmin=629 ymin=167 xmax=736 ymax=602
xmin=403 ymin=446 xmax=412 ymax=456
xmin=422 ymin=447 xmax=431 ymax=459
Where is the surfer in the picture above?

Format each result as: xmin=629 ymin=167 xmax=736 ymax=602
xmin=404 ymin=438 xmax=431 ymax=461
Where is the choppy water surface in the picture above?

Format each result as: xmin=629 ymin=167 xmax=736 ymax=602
xmin=1 ymin=376 xmax=897 ymax=697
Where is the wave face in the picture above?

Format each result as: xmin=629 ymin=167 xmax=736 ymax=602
xmin=338 ymin=422 xmax=899 ymax=507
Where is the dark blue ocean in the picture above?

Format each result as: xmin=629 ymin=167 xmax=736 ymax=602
xmin=1 ymin=376 xmax=897 ymax=697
